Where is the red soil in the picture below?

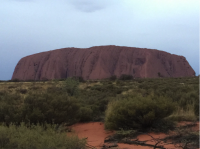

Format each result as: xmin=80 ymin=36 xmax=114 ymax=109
xmin=69 ymin=122 xmax=199 ymax=149
xmin=70 ymin=122 xmax=114 ymax=148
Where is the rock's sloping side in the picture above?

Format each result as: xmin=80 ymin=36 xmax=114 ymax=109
xmin=12 ymin=45 xmax=195 ymax=80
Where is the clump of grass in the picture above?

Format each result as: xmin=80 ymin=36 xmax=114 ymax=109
xmin=167 ymin=106 xmax=197 ymax=121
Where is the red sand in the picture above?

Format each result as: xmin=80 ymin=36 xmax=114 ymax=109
xmin=70 ymin=122 xmax=114 ymax=148
xmin=69 ymin=122 xmax=199 ymax=149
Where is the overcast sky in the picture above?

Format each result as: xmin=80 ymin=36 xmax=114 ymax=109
xmin=0 ymin=0 xmax=199 ymax=80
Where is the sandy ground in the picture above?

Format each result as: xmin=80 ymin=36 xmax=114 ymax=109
xmin=70 ymin=122 xmax=114 ymax=148
xmin=69 ymin=122 xmax=199 ymax=149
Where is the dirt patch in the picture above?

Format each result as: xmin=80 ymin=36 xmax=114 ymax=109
xmin=70 ymin=122 xmax=114 ymax=148
xmin=69 ymin=122 xmax=199 ymax=149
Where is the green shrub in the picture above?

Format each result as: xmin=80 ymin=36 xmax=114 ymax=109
xmin=79 ymin=106 xmax=93 ymax=122
xmin=22 ymin=93 xmax=80 ymax=125
xmin=0 ymin=93 xmax=22 ymax=124
xmin=63 ymin=77 xmax=80 ymax=96
xmin=10 ymin=79 xmax=20 ymax=82
xmin=71 ymin=76 xmax=85 ymax=82
xmin=119 ymin=74 xmax=133 ymax=80
xmin=17 ymin=88 xmax=27 ymax=94
xmin=194 ymin=100 xmax=199 ymax=116
xmin=8 ymin=86 xmax=16 ymax=89
xmin=109 ymin=75 xmax=117 ymax=81
xmin=105 ymin=95 xmax=175 ymax=130
xmin=47 ymin=86 xmax=62 ymax=94
xmin=0 ymin=123 xmax=86 ymax=149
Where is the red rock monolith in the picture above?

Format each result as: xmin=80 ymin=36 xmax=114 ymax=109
xmin=12 ymin=45 xmax=195 ymax=80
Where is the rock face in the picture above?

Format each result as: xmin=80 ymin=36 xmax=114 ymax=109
xmin=12 ymin=45 xmax=195 ymax=80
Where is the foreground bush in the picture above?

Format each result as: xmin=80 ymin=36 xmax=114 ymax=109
xmin=0 ymin=123 xmax=86 ymax=149
xmin=105 ymin=94 xmax=175 ymax=130
xmin=23 ymin=93 xmax=80 ymax=125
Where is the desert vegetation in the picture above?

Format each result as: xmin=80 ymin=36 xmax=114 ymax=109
xmin=0 ymin=76 xmax=199 ymax=148
xmin=0 ymin=123 xmax=86 ymax=149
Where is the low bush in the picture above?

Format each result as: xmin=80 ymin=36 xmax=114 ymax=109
xmin=0 ymin=93 xmax=22 ymax=124
xmin=17 ymin=88 xmax=27 ymax=94
xmin=8 ymin=86 xmax=16 ymax=89
xmin=78 ymin=106 xmax=93 ymax=122
xmin=109 ymin=75 xmax=117 ymax=81
xmin=9 ymin=79 xmax=20 ymax=82
xmin=119 ymin=74 xmax=133 ymax=80
xmin=194 ymin=100 xmax=199 ymax=116
xmin=0 ymin=123 xmax=86 ymax=149
xmin=63 ymin=77 xmax=80 ymax=96
xmin=22 ymin=93 xmax=80 ymax=125
xmin=71 ymin=76 xmax=85 ymax=82
xmin=105 ymin=94 xmax=175 ymax=130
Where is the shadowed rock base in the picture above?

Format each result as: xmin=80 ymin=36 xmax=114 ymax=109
xmin=12 ymin=45 xmax=195 ymax=81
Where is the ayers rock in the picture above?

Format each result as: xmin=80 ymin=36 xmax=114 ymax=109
xmin=12 ymin=45 xmax=195 ymax=80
